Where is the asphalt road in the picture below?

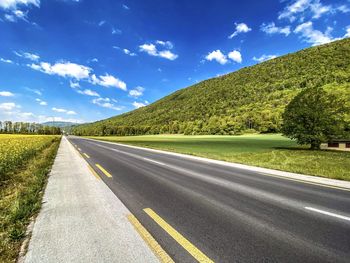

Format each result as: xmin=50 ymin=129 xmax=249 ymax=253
xmin=68 ymin=136 xmax=350 ymax=263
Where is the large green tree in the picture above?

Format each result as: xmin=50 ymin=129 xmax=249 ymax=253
xmin=282 ymin=85 xmax=349 ymax=149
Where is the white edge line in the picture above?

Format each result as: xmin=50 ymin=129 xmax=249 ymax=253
xmin=143 ymin=158 xmax=167 ymax=166
xmin=305 ymin=207 xmax=350 ymax=222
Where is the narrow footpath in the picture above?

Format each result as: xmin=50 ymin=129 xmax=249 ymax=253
xmin=23 ymin=137 xmax=159 ymax=263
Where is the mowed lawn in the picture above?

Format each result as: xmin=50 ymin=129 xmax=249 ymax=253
xmin=90 ymin=134 xmax=350 ymax=181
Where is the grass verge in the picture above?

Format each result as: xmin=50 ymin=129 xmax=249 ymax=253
xmin=0 ymin=137 xmax=60 ymax=263
xmin=89 ymin=134 xmax=350 ymax=181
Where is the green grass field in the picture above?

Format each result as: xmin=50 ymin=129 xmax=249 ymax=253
xmin=0 ymin=135 xmax=60 ymax=263
xmin=90 ymin=134 xmax=350 ymax=181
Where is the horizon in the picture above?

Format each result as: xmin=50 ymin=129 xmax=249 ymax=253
xmin=1 ymin=0 xmax=349 ymax=124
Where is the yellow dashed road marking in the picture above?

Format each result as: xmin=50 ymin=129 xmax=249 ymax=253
xmin=144 ymin=208 xmax=214 ymax=263
xmin=83 ymin=153 xmax=90 ymax=158
xmin=95 ymin=164 xmax=112 ymax=178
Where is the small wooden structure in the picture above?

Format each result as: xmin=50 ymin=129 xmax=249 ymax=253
xmin=321 ymin=139 xmax=350 ymax=151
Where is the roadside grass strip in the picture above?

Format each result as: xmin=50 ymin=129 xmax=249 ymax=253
xmin=144 ymin=208 xmax=214 ymax=263
xmin=95 ymin=164 xmax=112 ymax=178
xmin=127 ymin=214 xmax=174 ymax=263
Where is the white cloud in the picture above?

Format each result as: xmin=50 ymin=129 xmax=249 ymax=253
xmin=0 ymin=58 xmax=13 ymax=63
xmin=139 ymin=41 xmax=178 ymax=60
xmin=260 ymin=22 xmax=291 ymax=36
xmin=98 ymin=20 xmax=106 ymax=26
xmin=0 ymin=102 xmax=17 ymax=111
xmin=23 ymin=52 xmax=39 ymax=61
xmin=52 ymin=107 xmax=76 ymax=115
xmin=123 ymin=48 xmax=137 ymax=56
xmin=0 ymin=0 xmax=40 ymax=9
xmin=122 ymin=4 xmax=129 ymax=10
xmin=90 ymin=74 xmax=127 ymax=90
xmin=278 ymin=0 xmax=346 ymax=22
xmin=294 ymin=21 xmax=334 ymax=45
xmin=35 ymin=98 xmax=47 ymax=105
xmin=205 ymin=50 xmax=228 ymax=65
xmin=92 ymin=97 xmax=122 ymax=110
xmin=29 ymin=61 xmax=92 ymax=80
xmin=132 ymin=101 xmax=148 ymax=109
xmin=156 ymin=40 xmax=173 ymax=49
xmin=77 ymin=89 xmax=100 ymax=97
xmin=253 ymin=54 xmax=278 ymax=62
xmin=52 ymin=107 xmax=66 ymax=113
xmin=228 ymin=22 xmax=252 ymax=39
xmin=5 ymin=9 xmax=28 ymax=22
xmin=0 ymin=91 xmax=14 ymax=97
xmin=25 ymin=87 xmax=41 ymax=95
xmin=129 ymin=86 xmax=144 ymax=98
xmin=227 ymin=50 xmax=242 ymax=63
xmin=344 ymin=26 xmax=350 ymax=38
xmin=112 ymin=28 xmax=122 ymax=34
xmin=69 ymin=80 xmax=80 ymax=89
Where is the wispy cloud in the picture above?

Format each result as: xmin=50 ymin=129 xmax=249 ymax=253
xmin=294 ymin=21 xmax=334 ymax=46
xmin=90 ymin=74 xmax=127 ymax=90
xmin=28 ymin=61 xmax=92 ymax=80
xmin=253 ymin=54 xmax=278 ymax=62
xmin=35 ymin=98 xmax=47 ymax=105
xmin=122 ymin=4 xmax=129 ymax=10
xmin=52 ymin=107 xmax=76 ymax=115
xmin=0 ymin=0 xmax=40 ymax=9
xmin=92 ymin=97 xmax=123 ymax=110
xmin=278 ymin=0 xmax=349 ymax=22
xmin=132 ymin=101 xmax=149 ymax=109
xmin=0 ymin=58 xmax=13 ymax=63
xmin=129 ymin=86 xmax=144 ymax=98
xmin=123 ymin=48 xmax=137 ymax=56
xmin=139 ymin=41 xmax=178 ymax=60
xmin=0 ymin=91 xmax=14 ymax=97
xmin=260 ymin=22 xmax=291 ymax=36
xmin=228 ymin=22 xmax=252 ymax=39
xmin=77 ymin=89 xmax=100 ymax=97
xmin=25 ymin=87 xmax=42 ymax=96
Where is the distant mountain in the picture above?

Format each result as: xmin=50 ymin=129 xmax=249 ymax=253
xmin=73 ymin=38 xmax=350 ymax=136
xmin=42 ymin=121 xmax=76 ymax=128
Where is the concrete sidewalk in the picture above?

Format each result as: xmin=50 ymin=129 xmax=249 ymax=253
xmin=24 ymin=137 xmax=159 ymax=263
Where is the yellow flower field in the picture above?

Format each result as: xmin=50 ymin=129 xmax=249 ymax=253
xmin=0 ymin=135 xmax=60 ymax=181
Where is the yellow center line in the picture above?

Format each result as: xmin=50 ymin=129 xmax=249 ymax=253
xmin=87 ymin=164 xmax=101 ymax=180
xmin=127 ymin=214 xmax=174 ymax=263
xmin=83 ymin=153 xmax=90 ymax=158
xmin=95 ymin=163 xmax=112 ymax=178
xmin=144 ymin=208 xmax=214 ymax=263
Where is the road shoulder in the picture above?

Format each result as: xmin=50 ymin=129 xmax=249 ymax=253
xmin=23 ymin=137 xmax=159 ymax=263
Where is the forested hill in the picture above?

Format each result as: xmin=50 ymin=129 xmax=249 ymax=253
xmin=73 ymin=38 xmax=350 ymax=136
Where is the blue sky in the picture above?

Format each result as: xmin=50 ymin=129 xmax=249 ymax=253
xmin=0 ymin=0 xmax=349 ymax=123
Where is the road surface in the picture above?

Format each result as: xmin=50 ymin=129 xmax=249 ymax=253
xmin=68 ymin=136 xmax=350 ymax=263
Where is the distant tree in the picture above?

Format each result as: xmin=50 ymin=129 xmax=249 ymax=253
xmin=282 ymin=86 xmax=348 ymax=149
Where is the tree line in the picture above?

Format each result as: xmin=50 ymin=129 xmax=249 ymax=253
xmin=0 ymin=121 xmax=61 ymax=135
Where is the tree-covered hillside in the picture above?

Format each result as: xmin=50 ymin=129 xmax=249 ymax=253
xmin=73 ymin=38 xmax=350 ymax=136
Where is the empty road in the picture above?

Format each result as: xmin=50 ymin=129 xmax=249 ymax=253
xmin=68 ymin=136 xmax=350 ymax=263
